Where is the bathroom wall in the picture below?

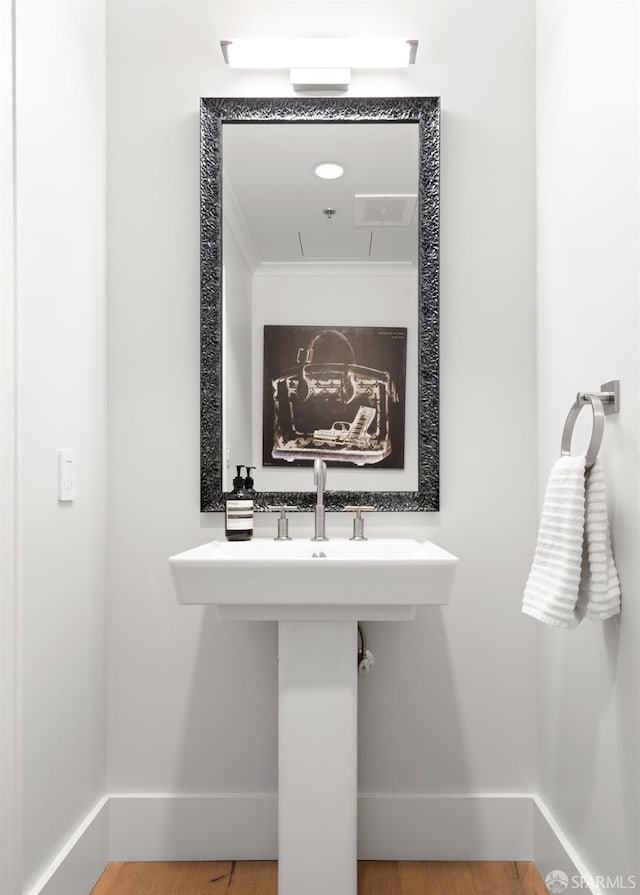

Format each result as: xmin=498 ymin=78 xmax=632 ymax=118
xmin=0 ymin=2 xmax=18 ymax=891
xmin=536 ymin=0 xmax=640 ymax=883
xmin=11 ymin=0 xmax=108 ymax=891
xmin=106 ymin=0 xmax=537 ymax=847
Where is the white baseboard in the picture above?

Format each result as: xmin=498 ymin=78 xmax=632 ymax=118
xmin=358 ymin=793 xmax=534 ymax=861
xmin=25 ymin=798 xmax=109 ymax=895
xmin=108 ymin=792 xmax=535 ymax=862
xmin=532 ymin=795 xmax=600 ymax=895
xmin=109 ymin=793 xmax=277 ymax=861
xmin=27 ymin=791 xmax=600 ymax=894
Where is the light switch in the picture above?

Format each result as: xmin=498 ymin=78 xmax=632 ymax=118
xmin=58 ymin=449 xmax=76 ymax=501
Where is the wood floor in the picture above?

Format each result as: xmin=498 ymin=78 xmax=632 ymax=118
xmin=91 ymin=860 xmax=549 ymax=895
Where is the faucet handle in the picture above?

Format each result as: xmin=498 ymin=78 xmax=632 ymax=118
xmin=267 ymin=505 xmax=297 ymax=541
xmin=343 ymin=506 xmax=375 ymax=541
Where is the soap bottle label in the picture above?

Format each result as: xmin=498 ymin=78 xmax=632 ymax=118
xmin=226 ymin=499 xmax=254 ymax=531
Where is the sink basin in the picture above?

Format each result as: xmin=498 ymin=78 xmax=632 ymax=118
xmin=169 ymin=537 xmax=458 ymax=621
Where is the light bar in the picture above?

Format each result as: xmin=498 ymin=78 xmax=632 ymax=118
xmin=221 ymin=39 xmax=418 ymax=70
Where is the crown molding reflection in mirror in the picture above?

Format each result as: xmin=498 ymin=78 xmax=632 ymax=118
xmin=201 ymin=96 xmax=440 ymax=513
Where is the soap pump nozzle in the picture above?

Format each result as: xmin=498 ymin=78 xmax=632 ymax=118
xmin=244 ymin=466 xmax=255 ymax=492
xmin=232 ymin=465 xmax=244 ymax=490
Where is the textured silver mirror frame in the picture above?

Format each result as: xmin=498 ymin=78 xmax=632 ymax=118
xmin=200 ymin=96 xmax=440 ymax=513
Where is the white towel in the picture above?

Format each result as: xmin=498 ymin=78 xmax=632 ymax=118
xmin=522 ymin=456 xmax=620 ymax=628
xmin=577 ymin=459 xmax=621 ymax=621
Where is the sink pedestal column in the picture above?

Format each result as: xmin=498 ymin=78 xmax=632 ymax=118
xmin=278 ymin=620 xmax=358 ymax=895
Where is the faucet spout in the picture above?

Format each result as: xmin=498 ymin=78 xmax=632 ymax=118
xmin=314 ymin=457 xmax=326 ymax=506
xmin=311 ymin=458 xmax=329 ymax=541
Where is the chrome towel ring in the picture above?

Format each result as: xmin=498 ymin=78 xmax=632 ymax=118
xmin=561 ymin=396 xmax=605 ymax=470
xmin=560 ymin=380 xmax=620 ymax=470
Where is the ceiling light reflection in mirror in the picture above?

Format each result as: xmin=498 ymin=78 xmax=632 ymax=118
xmin=313 ymin=162 xmax=345 ymax=180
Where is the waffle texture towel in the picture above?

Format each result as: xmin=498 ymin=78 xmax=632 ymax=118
xmin=522 ymin=455 xmax=620 ymax=628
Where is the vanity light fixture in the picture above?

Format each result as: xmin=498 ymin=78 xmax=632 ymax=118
xmin=290 ymin=68 xmax=351 ymax=91
xmin=220 ymin=38 xmax=418 ymax=92
xmin=314 ymin=162 xmax=345 ymax=180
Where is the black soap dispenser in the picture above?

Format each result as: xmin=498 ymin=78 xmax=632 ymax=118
xmin=225 ymin=465 xmax=254 ymax=541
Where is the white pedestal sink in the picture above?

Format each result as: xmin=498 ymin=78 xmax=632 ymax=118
xmin=169 ymin=537 xmax=457 ymax=895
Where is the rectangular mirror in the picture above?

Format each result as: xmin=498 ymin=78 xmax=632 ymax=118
xmin=201 ymin=97 xmax=440 ymax=512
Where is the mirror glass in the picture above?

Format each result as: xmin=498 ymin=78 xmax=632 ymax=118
xmin=201 ymin=98 xmax=440 ymax=513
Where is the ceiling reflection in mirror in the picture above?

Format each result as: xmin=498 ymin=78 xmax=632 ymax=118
xmin=223 ymin=123 xmax=418 ymax=265
xmin=201 ymin=98 xmax=439 ymax=513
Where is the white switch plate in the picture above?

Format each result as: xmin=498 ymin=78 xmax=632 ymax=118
xmin=58 ymin=449 xmax=76 ymax=501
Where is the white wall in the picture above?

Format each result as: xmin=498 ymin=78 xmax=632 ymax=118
xmin=251 ymin=264 xmax=417 ymax=492
xmin=536 ymin=0 xmax=640 ymax=883
xmin=13 ymin=0 xmax=108 ymax=891
xmin=0 ymin=1 xmax=19 ymax=891
xmin=107 ymin=0 xmax=537 ymax=818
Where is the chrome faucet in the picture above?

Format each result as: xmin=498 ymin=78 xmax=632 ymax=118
xmin=311 ymin=458 xmax=329 ymax=541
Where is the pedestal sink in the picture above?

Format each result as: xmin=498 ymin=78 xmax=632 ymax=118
xmin=169 ymin=537 xmax=457 ymax=895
